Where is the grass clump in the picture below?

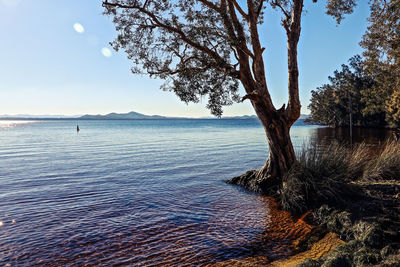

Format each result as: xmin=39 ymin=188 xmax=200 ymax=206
xmin=363 ymin=140 xmax=400 ymax=181
xmin=279 ymin=140 xmax=400 ymax=213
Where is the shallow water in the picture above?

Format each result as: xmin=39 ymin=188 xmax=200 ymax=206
xmin=0 ymin=120 xmax=390 ymax=265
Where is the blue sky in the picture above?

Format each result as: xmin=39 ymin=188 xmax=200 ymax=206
xmin=0 ymin=0 xmax=370 ymax=117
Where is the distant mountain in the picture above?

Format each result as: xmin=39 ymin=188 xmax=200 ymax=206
xmin=79 ymin=111 xmax=167 ymax=120
xmin=1 ymin=111 xmax=311 ymax=122
xmin=220 ymin=115 xmax=258 ymax=120
xmin=299 ymin=114 xmax=310 ymax=120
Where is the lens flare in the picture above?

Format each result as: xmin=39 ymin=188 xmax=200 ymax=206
xmin=73 ymin=23 xmax=85 ymax=34
xmin=101 ymin=47 xmax=112 ymax=57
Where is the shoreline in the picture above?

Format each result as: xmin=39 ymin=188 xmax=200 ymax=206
xmin=225 ymin=140 xmax=400 ymax=266
xmin=213 ymin=180 xmax=400 ymax=266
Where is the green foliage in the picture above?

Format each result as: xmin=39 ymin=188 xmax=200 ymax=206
xmin=325 ymin=0 xmax=357 ymax=24
xmin=103 ymin=0 xmax=358 ymax=117
xmin=386 ymin=88 xmax=400 ymax=127
xmin=360 ymin=0 xmax=400 ymax=126
xmin=310 ymin=0 xmax=400 ymax=128
xmin=103 ymin=0 xmax=242 ymax=116
xmin=309 ymin=55 xmax=377 ymax=127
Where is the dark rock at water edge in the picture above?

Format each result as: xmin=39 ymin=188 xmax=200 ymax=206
xmin=226 ymin=170 xmax=280 ymax=195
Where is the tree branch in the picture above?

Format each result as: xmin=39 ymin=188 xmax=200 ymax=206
xmin=255 ymin=0 xmax=265 ymax=19
xmin=103 ymin=0 xmax=237 ymax=76
xmin=285 ymin=0 xmax=303 ymax=124
xmin=241 ymin=91 xmax=260 ymax=102
xmin=232 ymin=0 xmax=249 ymax=20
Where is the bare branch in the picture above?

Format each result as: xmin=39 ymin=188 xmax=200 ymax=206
xmin=232 ymin=0 xmax=249 ymax=20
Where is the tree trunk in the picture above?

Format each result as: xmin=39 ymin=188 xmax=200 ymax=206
xmin=227 ymin=108 xmax=296 ymax=195
xmin=227 ymin=0 xmax=302 ymax=194
xmin=259 ymin=116 xmax=296 ymax=183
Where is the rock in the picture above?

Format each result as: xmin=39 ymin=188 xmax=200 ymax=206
xmin=296 ymin=259 xmax=321 ymax=267
xmin=313 ymin=205 xmax=334 ymax=224
xmin=381 ymin=245 xmax=396 ymax=259
xmin=321 ymin=253 xmax=351 ymax=267
xmin=335 ymin=239 xmax=363 ymax=254
xmin=227 ymin=170 xmax=280 ymax=194
xmin=325 ymin=211 xmax=353 ymax=240
xmin=353 ymin=247 xmax=381 ymax=266
xmin=353 ymin=222 xmax=385 ymax=248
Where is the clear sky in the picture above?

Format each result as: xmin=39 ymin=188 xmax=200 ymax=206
xmin=0 ymin=0 xmax=370 ymax=117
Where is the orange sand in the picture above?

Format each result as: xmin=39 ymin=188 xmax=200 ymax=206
xmin=209 ymin=198 xmax=344 ymax=266
xmin=270 ymin=232 xmax=345 ymax=266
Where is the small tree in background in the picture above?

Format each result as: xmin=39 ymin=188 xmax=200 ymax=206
xmin=103 ymin=0 xmax=357 ymax=193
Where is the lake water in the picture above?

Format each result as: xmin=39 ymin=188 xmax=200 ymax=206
xmin=0 ymin=120 xmax=391 ymax=266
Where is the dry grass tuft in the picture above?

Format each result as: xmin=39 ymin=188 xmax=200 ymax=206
xmin=280 ymin=140 xmax=400 ymax=213
xmin=363 ymin=140 xmax=400 ymax=181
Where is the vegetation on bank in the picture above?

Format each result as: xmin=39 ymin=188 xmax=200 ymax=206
xmin=277 ymin=140 xmax=400 ymax=266
xmin=308 ymin=0 xmax=400 ymax=128
xmin=280 ymin=140 xmax=400 ymax=213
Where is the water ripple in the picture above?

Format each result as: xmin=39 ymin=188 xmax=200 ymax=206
xmin=0 ymin=120 xmax=322 ymax=265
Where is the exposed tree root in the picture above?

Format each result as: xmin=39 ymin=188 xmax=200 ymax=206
xmin=227 ymin=168 xmax=281 ymax=195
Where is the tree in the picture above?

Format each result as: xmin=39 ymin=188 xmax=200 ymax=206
xmin=103 ymin=0 xmax=357 ymax=193
xmin=309 ymin=55 xmax=377 ymax=127
xmin=360 ymin=0 xmax=400 ymax=127
xmin=387 ymin=88 xmax=400 ymax=127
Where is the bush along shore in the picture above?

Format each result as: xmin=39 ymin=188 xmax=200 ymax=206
xmin=230 ymin=140 xmax=400 ymax=266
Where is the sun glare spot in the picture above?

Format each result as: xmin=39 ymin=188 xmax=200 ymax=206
xmin=0 ymin=221 xmax=3 ymax=227
xmin=73 ymin=23 xmax=85 ymax=34
xmin=101 ymin=47 xmax=112 ymax=57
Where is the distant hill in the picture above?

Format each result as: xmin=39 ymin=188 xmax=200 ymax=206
xmin=79 ymin=111 xmax=167 ymax=120
xmin=1 ymin=111 xmax=311 ymax=122
xmin=219 ymin=115 xmax=258 ymax=120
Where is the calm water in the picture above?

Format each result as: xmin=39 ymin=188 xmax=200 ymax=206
xmin=0 ymin=120 xmax=390 ymax=266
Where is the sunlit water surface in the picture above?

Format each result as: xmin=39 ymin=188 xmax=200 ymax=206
xmin=0 ymin=120 xmax=391 ymax=266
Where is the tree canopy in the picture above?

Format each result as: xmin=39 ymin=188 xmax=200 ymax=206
xmin=103 ymin=0 xmax=356 ymax=117
xmin=309 ymin=55 xmax=377 ymax=127
xmin=309 ymin=0 xmax=400 ymax=128
xmin=361 ymin=0 xmax=400 ymax=127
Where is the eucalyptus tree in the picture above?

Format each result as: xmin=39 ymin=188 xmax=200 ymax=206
xmin=103 ymin=0 xmax=357 ymax=193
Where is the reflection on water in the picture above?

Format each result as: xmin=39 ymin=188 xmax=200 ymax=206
xmin=312 ymin=126 xmax=393 ymax=145
xmin=0 ymin=120 xmax=393 ymax=265
xmin=0 ymin=120 xmax=37 ymax=128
